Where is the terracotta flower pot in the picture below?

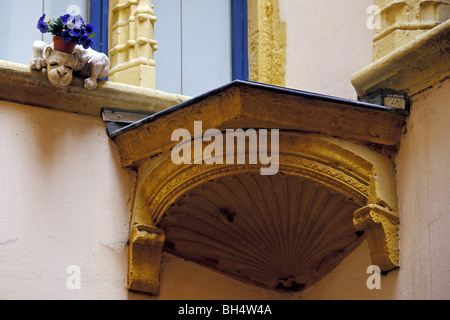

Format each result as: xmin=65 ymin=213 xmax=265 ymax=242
xmin=53 ymin=36 xmax=76 ymax=54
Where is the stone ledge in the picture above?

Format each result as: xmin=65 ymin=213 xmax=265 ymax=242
xmin=0 ymin=60 xmax=190 ymax=118
xmin=352 ymin=18 xmax=450 ymax=101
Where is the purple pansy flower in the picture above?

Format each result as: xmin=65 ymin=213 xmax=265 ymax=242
xmin=37 ymin=14 xmax=48 ymax=33
xmin=85 ymin=23 xmax=95 ymax=35
xmin=36 ymin=12 xmax=96 ymax=48
xmin=62 ymin=29 xmax=72 ymax=42
xmin=82 ymin=38 xmax=94 ymax=49
xmin=60 ymin=14 xmax=71 ymax=25
xmin=67 ymin=15 xmax=84 ymax=30
xmin=70 ymin=28 xmax=82 ymax=37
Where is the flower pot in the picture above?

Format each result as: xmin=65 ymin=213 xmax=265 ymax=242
xmin=53 ymin=36 xmax=76 ymax=54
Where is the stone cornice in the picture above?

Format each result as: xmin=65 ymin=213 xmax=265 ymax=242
xmin=352 ymin=18 xmax=450 ymax=99
xmin=112 ymin=80 xmax=408 ymax=168
xmin=0 ymin=60 xmax=189 ymax=118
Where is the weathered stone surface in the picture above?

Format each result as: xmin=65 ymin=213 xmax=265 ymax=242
xmin=113 ymin=81 xmax=405 ymax=295
xmin=0 ymin=60 xmax=189 ymax=118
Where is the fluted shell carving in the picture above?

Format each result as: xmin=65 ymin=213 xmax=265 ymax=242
xmin=160 ymin=172 xmax=364 ymax=292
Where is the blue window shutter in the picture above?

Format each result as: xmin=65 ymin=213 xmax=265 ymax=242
xmin=90 ymin=0 xmax=109 ymax=56
xmin=232 ymin=0 xmax=249 ymax=81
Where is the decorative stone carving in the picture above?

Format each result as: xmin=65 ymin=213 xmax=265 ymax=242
xmin=30 ymin=40 xmax=110 ymax=90
xmin=354 ymin=204 xmax=399 ymax=271
xmin=122 ymin=131 xmax=400 ymax=294
xmin=161 ymin=172 xmax=364 ymax=291
xmin=111 ymin=81 xmax=406 ymax=295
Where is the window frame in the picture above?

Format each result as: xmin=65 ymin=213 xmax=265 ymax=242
xmin=231 ymin=0 xmax=249 ymax=81
xmin=90 ymin=0 xmax=109 ymax=56
xmin=91 ymin=0 xmax=249 ymax=83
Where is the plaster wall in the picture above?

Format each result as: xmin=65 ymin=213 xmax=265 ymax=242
xmin=158 ymin=241 xmax=399 ymax=300
xmin=0 ymin=101 xmax=302 ymax=300
xmin=1 ymin=63 xmax=447 ymax=302
xmin=296 ymin=79 xmax=450 ymax=300
xmin=0 ymin=102 xmax=135 ymax=299
xmin=1 ymin=0 xmax=448 ymax=300
xmin=279 ymin=0 xmax=374 ymax=100
xmin=0 ymin=100 xmax=403 ymax=300
xmin=395 ymin=79 xmax=450 ymax=299
xmin=277 ymin=0 xmax=450 ymax=299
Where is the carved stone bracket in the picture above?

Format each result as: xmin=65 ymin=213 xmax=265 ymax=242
xmin=127 ymin=224 xmax=165 ymax=294
xmin=112 ymin=81 xmax=406 ymax=295
xmin=354 ymin=204 xmax=400 ymax=271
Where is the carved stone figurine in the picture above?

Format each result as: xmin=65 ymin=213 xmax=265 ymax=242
xmin=30 ymin=40 xmax=110 ymax=90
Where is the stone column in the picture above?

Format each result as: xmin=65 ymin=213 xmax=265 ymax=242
xmin=373 ymin=0 xmax=450 ymax=60
xmin=109 ymin=0 xmax=158 ymax=88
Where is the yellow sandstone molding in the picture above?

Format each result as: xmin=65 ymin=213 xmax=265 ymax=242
xmin=373 ymin=0 xmax=450 ymax=60
xmin=109 ymin=0 xmax=158 ymax=88
xmin=113 ymin=81 xmax=405 ymax=295
xmin=247 ymin=0 xmax=286 ymax=86
xmin=352 ymin=18 xmax=450 ymax=100
xmin=0 ymin=60 xmax=189 ymax=118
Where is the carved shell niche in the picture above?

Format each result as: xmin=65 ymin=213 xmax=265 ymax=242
xmin=160 ymin=172 xmax=364 ymax=292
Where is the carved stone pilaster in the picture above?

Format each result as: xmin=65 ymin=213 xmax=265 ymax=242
xmin=109 ymin=0 xmax=158 ymax=88
xmin=127 ymin=224 xmax=165 ymax=295
xmin=247 ymin=0 xmax=286 ymax=86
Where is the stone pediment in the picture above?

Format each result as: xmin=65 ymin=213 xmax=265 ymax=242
xmin=112 ymin=80 xmax=406 ymax=166
xmin=111 ymin=81 xmax=407 ymax=295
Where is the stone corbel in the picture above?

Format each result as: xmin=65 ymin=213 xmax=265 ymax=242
xmin=353 ymin=204 xmax=399 ymax=272
xmin=127 ymin=224 xmax=165 ymax=295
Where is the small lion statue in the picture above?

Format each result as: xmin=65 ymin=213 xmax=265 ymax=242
xmin=30 ymin=40 xmax=110 ymax=90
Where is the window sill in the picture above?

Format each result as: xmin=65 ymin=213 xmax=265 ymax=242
xmin=0 ymin=60 xmax=190 ymax=118
xmin=352 ymin=18 xmax=450 ymax=100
